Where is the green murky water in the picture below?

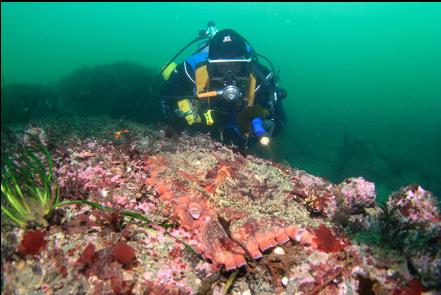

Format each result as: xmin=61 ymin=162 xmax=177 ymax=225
xmin=2 ymin=2 xmax=441 ymax=201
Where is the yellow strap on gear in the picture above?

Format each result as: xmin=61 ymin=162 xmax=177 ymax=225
xmin=204 ymin=109 xmax=214 ymax=125
xmin=177 ymin=99 xmax=202 ymax=125
xmin=162 ymin=62 xmax=177 ymax=81
xmin=246 ymin=73 xmax=256 ymax=107
xmin=195 ymin=64 xmax=209 ymax=95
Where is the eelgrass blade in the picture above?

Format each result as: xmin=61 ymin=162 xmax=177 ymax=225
xmin=34 ymin=187 xmax=49 ymax=214
xmin=120 ymin=210 xmax=151 ymax=223
xmin=58 ymin=199 xmax=111 ymax=211
xmin=3 ymin=159 xmax=26 ymax=201
xmin=1 ymin=205 xmax=26 ymax=227
xmin=222 ymin=269 xmax=239 ymax=295
xmin=1 ymin=182 xmax=30 ymax=217
xmin=22 ymin=148 xmax=49 ymax=189
xmin=0 ymin=135 xmax=57 ymax=227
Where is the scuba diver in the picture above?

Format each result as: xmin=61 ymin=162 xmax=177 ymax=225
xmin=153 ymin=22 xmax=287 ymax=149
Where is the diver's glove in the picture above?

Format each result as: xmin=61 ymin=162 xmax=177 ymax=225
xmin=251 ymin=117 xmax=271 ymax=146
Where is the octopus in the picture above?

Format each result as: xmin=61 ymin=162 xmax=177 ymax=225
xmin=143 ymin=145 xmax=340 ymax=271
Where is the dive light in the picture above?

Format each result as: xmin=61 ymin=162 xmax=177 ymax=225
xmin=260 ymin=136 xmax=270 ymax=146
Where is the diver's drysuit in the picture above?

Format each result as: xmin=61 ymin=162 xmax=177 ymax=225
xmin=159 ymin=27 xmax=287 ymax=148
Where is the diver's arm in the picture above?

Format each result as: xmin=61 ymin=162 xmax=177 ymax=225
xmin=253 ymin=63 xmax=287 ymax=138
xmin=160 ymin=62 xmax=196 ymax=121
xmin=161 ymin=62 xmax=195 ymax=97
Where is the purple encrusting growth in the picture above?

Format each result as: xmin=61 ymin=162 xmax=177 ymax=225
xmin=337 ymin=177 xmax=376 ymax=212
xmin=387 ymin=184 xmax=440 ymax=224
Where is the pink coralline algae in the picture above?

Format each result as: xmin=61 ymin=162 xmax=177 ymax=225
xmin=336 ymin=177 xmax=376 ymax=213
xmin=387 ymin=184 xmax=440 ymax=224
xmin=113 ymin=195 xmax=129 ymax=206
xmin=77 ymin=165 xmax=106 ymax=189
xmin=409 ymin=253 xmax=441 ymax=290
xmin=384 ymin=185 xmax=441 ymax=290
xmin=289 ymin=170 xmax=338 ymax=218
xmin=2 ymin=117 xmax=440 ymax=295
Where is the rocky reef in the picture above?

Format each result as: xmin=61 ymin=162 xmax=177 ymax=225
xmin=0 ymin=83 xmax=60 ymax=124
xmin=1 ymin=116 xmax=440 ymax=294
xmin=1 ymin=61 xmax=161 ymax=126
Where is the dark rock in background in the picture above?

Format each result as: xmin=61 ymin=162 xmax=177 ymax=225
xmin=55 ymin=61 xmax=160 ymax=123
xmin=1 ymin=83 xmax=60 ymax=124
xmin=1 ymin=61 xmax=161 ymax=125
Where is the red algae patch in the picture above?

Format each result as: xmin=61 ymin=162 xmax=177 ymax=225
xmin=312 ymin=224 xmax=347 ymax=253
xmin=17 ymin=230 xmax=47 ymax=256
xmin=77 ymin=243 xmax=96 ymax=265
xmin=112 ymin=242 xmax=136 ymax=264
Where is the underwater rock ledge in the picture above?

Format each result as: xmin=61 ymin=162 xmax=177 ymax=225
xmin=1 ymin=116 xmax=440 ymax=295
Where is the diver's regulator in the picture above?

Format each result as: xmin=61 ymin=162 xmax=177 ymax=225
xmin=197 ymin=85 xmax=241 ymax=101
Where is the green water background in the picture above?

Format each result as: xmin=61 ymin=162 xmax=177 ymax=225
xmin=2 ymin=2 xmax=441 ymax=201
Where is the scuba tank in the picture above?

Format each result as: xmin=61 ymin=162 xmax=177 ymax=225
xmin=150 ymin=22 xmax=217 ymax=98
xmin=195 ymin=21 xmax=219 ymax=53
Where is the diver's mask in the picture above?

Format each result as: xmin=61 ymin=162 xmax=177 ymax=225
xmin=207 ymin=58 xmax=251 ymax=102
